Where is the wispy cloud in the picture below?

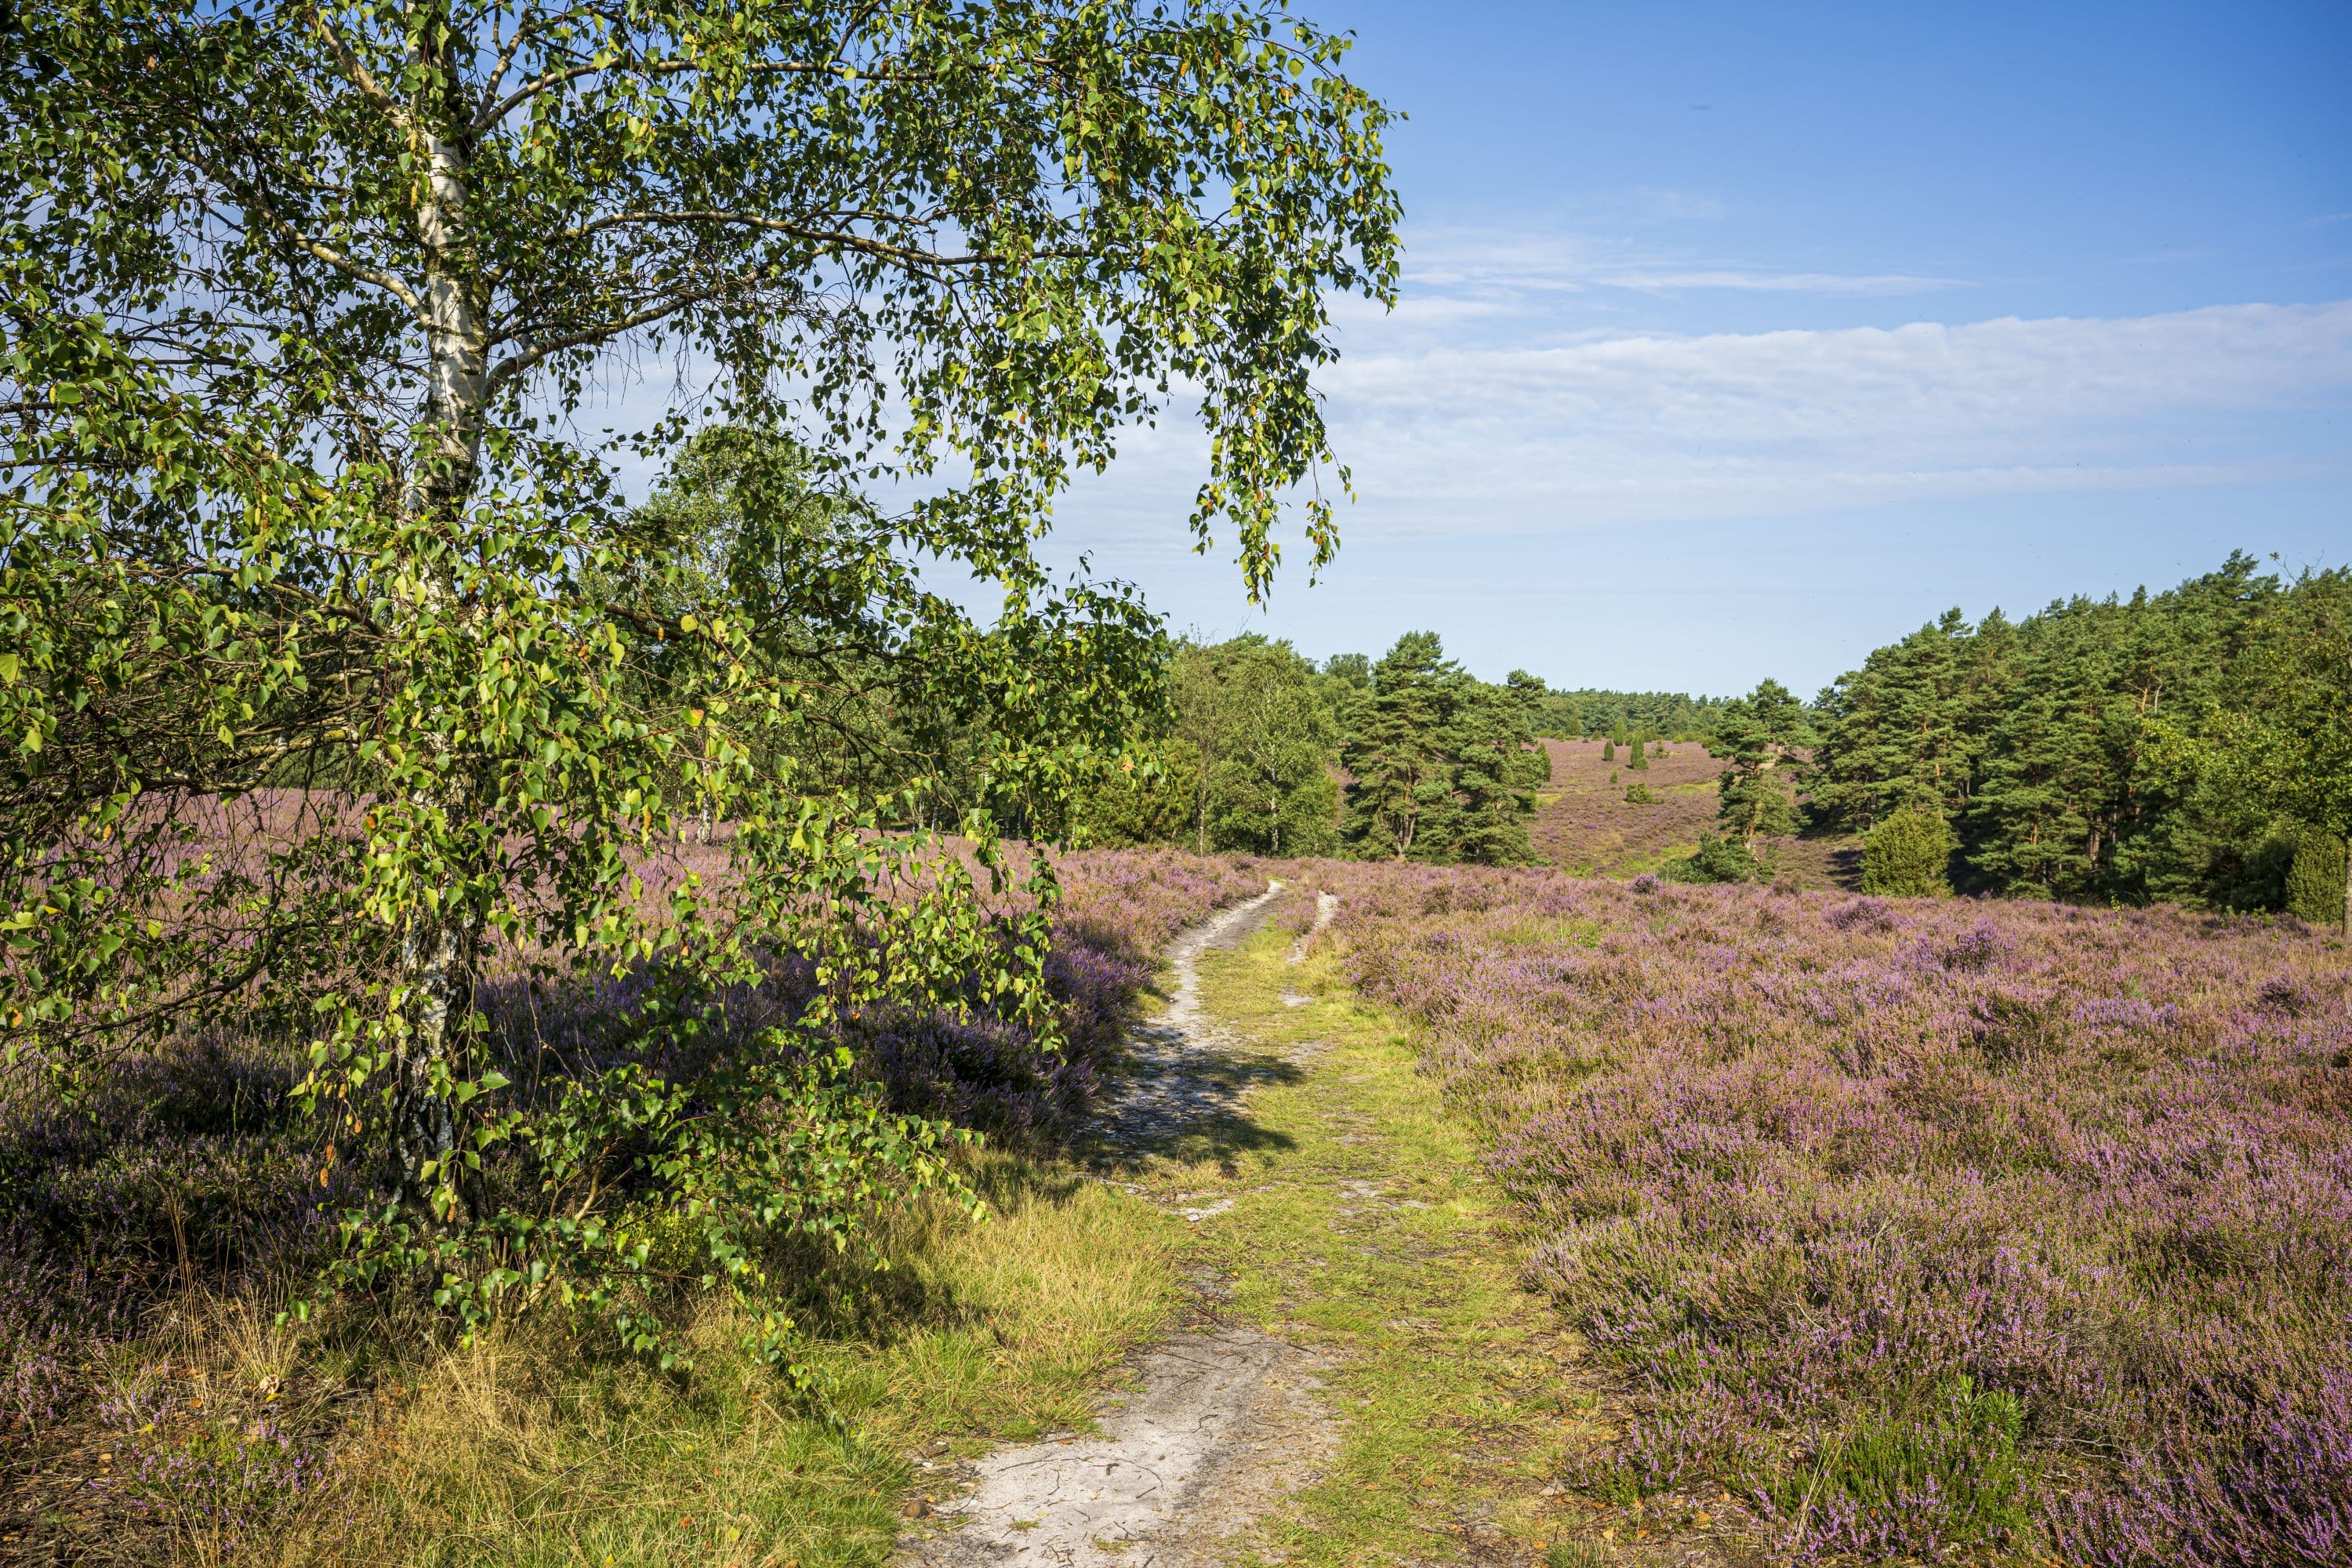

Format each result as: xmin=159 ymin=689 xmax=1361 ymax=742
xmin=1316 ymin=300 xmax=2352 ymax=528
xmin=1062 ymin=300 xmax=2352 ymax=541
xmin=1396 ymin=226 xmax=1967 ymax=303
xmin=1605 ymin=269 xmax=1965 ymax=295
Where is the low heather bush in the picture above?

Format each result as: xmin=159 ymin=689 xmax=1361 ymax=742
xmin=0 ymin=844 xmax=1261 ymax=1549
xmin=1295 ymin=860 xmax=2351 ymax=1565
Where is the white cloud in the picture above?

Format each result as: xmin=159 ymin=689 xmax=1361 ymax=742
xmin=1604 ymin=269 xmax=1963 ymax=295
xmin=1058 ymin=299 xmax=2352 ymax=541
xmin=1303 ymin=300 xmax=2352 ymax=530
xmin=1394 ymin=227 xmax=1966 ymax=301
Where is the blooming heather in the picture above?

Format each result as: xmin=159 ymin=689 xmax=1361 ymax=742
xmin=0 ymin=842 xmax=1264 ymax=1539
xmin=1288 ymin=861 xmax=2350 ymax=1565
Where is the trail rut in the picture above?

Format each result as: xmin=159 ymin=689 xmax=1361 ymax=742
xmin=900 ymin=883 xmax=1336 ymax=1568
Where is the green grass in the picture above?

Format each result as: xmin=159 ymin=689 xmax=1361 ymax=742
xmin=1109 ymin=925 xmax=1614 ymax=1564
xmin=299 ymin=1158 xmax=1187 ymax=1566
xmin=1612 ymin=840 xmax=1702 ymax=877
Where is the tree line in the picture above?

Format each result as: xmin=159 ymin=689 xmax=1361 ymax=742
xmin=1073 ymin=631 xmax=1555 ymax=864
xmin=1512 ymin=683 xmax=1728 ymax=743
xmin=1686 ymin=554 xmax=2351 ymax=930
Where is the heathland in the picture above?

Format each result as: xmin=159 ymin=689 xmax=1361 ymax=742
xmin=9 ymin=2 xmax=2351 ymax=1564
xmin=9 ymin=851 xmax=2347 ymax=1566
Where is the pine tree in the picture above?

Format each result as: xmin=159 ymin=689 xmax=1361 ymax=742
xmin=1628 ymin=737 xmax=1650 ymax=771
xmin=1805 ymin=552 xmax=2334 ymax=913
xmin=1342 ymin=632 xmax=1454 ymax=859
xmin=1440 ymin=680 xmax=1542 ymax=864
xmin=1713 ymin=680 xmax=1809 ymax=855
xmin=2206 ymin=572 xmax=2352 ymax=934
xmin=1602 ymin=739 xmax=1616 ymax=761
xmin=1341 ymin=633 xmax=1539 ymax=863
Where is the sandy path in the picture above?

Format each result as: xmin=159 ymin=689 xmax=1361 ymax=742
xmin=901 ymin=883 xmax=1336 ymax=1568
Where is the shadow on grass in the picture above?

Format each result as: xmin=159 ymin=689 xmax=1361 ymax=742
xmin=1076 ymin=1035 xmax=1303 ymax=1179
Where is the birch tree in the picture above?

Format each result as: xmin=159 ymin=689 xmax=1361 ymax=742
xmin=1 ymin=0 xmax=1397 ymax=1353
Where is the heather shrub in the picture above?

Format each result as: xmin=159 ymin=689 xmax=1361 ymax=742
xmin=1860 ymin=804 xmax=1955 ymax=897
xmin=1305 ymin=859 xmax=2352 ymax=1564
xmin=0 ymin=845 xmax=1261 ymax=1554
xmin=1825 ymin=896 xmax=1899 ymax=931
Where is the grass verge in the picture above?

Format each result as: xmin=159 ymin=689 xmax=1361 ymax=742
xmin=1100 ymin=921 xmax=1673 ymax=1565
xmin=326 ymin=1156 xmax=1186 ymax=1567
xmin=17 ymin=1152 xmax=1186 ymax=1567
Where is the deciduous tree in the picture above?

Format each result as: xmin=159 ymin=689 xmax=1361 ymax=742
xmin=1 ymin=0 xmax=1397 ymax=1354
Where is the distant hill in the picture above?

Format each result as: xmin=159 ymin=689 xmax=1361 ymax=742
xmin=1531 ymin=738 xmax=1860 ymax=887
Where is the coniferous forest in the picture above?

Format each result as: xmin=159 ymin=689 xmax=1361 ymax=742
xmin=1809 ymin=552 xmax=2351 ymax=924
xmin=1061 ymin=551 xmax=2351 ymax=931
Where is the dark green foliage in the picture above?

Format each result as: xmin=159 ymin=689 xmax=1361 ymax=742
xmin=1811 ymin=553 xmax=2352 ymax=915
xmin=1860 ymin=804 xmax=1955 ymax=898
xmin=1711 ymin=680 xmax=1809 ymax=854
xmin=1624 ymin=783 xmax=1656 ymax=805
xmin=1663 ymin=833 xmax=1760 ymax=884
xmin=1628 ymin=738 xmax=1649 ymax=771
xmin=1602 ymin=739 xmax=1617 ymax=761
xmin=1519 ymin=688 xmax=1727 ymax=742
xmin=2187 ymin=571 xmax=2352 ymax=934
xmin=1323 ymin=652 xmax=1374 ymax=691
xmin=1196 ymin=640 xmax=1341 ymax=858
xmin=1076 ymin=635 xmax=1340 ymax=856
xmin=2285 ymin=831 xmax=2348 ymax=927
xmin=1070 ymin=738 xmax=1203 ymax=849
xmin=1340 ymin=633 xmax=1544 ymax=864
xmin=1505 ymin=670 xmax=1548 ymax=720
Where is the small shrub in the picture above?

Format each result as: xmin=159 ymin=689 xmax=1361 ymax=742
xmin=1663 ymin=834 xmax=1759 ymax=885
xmin=1629 ymin=873 xmax=1662 ymax=894
xmin=1860 ymin=804 xmax=1955 ymax=898
xmin=1628 ymin=738 xmax=1649 ymax=771
xmin=1602 ymin=739 xmax=1616 ymax=761
xmin=1624 ymin=783 xmax=1656 ymax=805
xmin=1827 ymin=896 xmax=1899 ymax=931
xmin=1969 ymin=988 xmax=2067 ymax=1065
xmin=1938 ymin=923 xmax=2011 ymax=971
xmin=2285 ymin=828 xmax=2347 ymax=927
xmin=2257 ymin=976 xmax=2316 ymax=1016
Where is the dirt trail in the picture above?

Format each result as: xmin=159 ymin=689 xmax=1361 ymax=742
xmin=901 ymin=884 xmax=1721 ymax=1568
xmin=901 ymin=884 xmax=1336 ymax=1568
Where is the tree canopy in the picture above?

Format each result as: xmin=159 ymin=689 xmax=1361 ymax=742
xmin=1809 ymin=553 xmax=2352 ymax=923
xmin=1 ymin=0 xmax=1399 ymax=1357
xmin=1340 ymin=632 xmax=1545 ymax=863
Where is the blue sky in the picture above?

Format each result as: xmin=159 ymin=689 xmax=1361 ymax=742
xmin=1037 ymin=0 xmax=2352 ymax=696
